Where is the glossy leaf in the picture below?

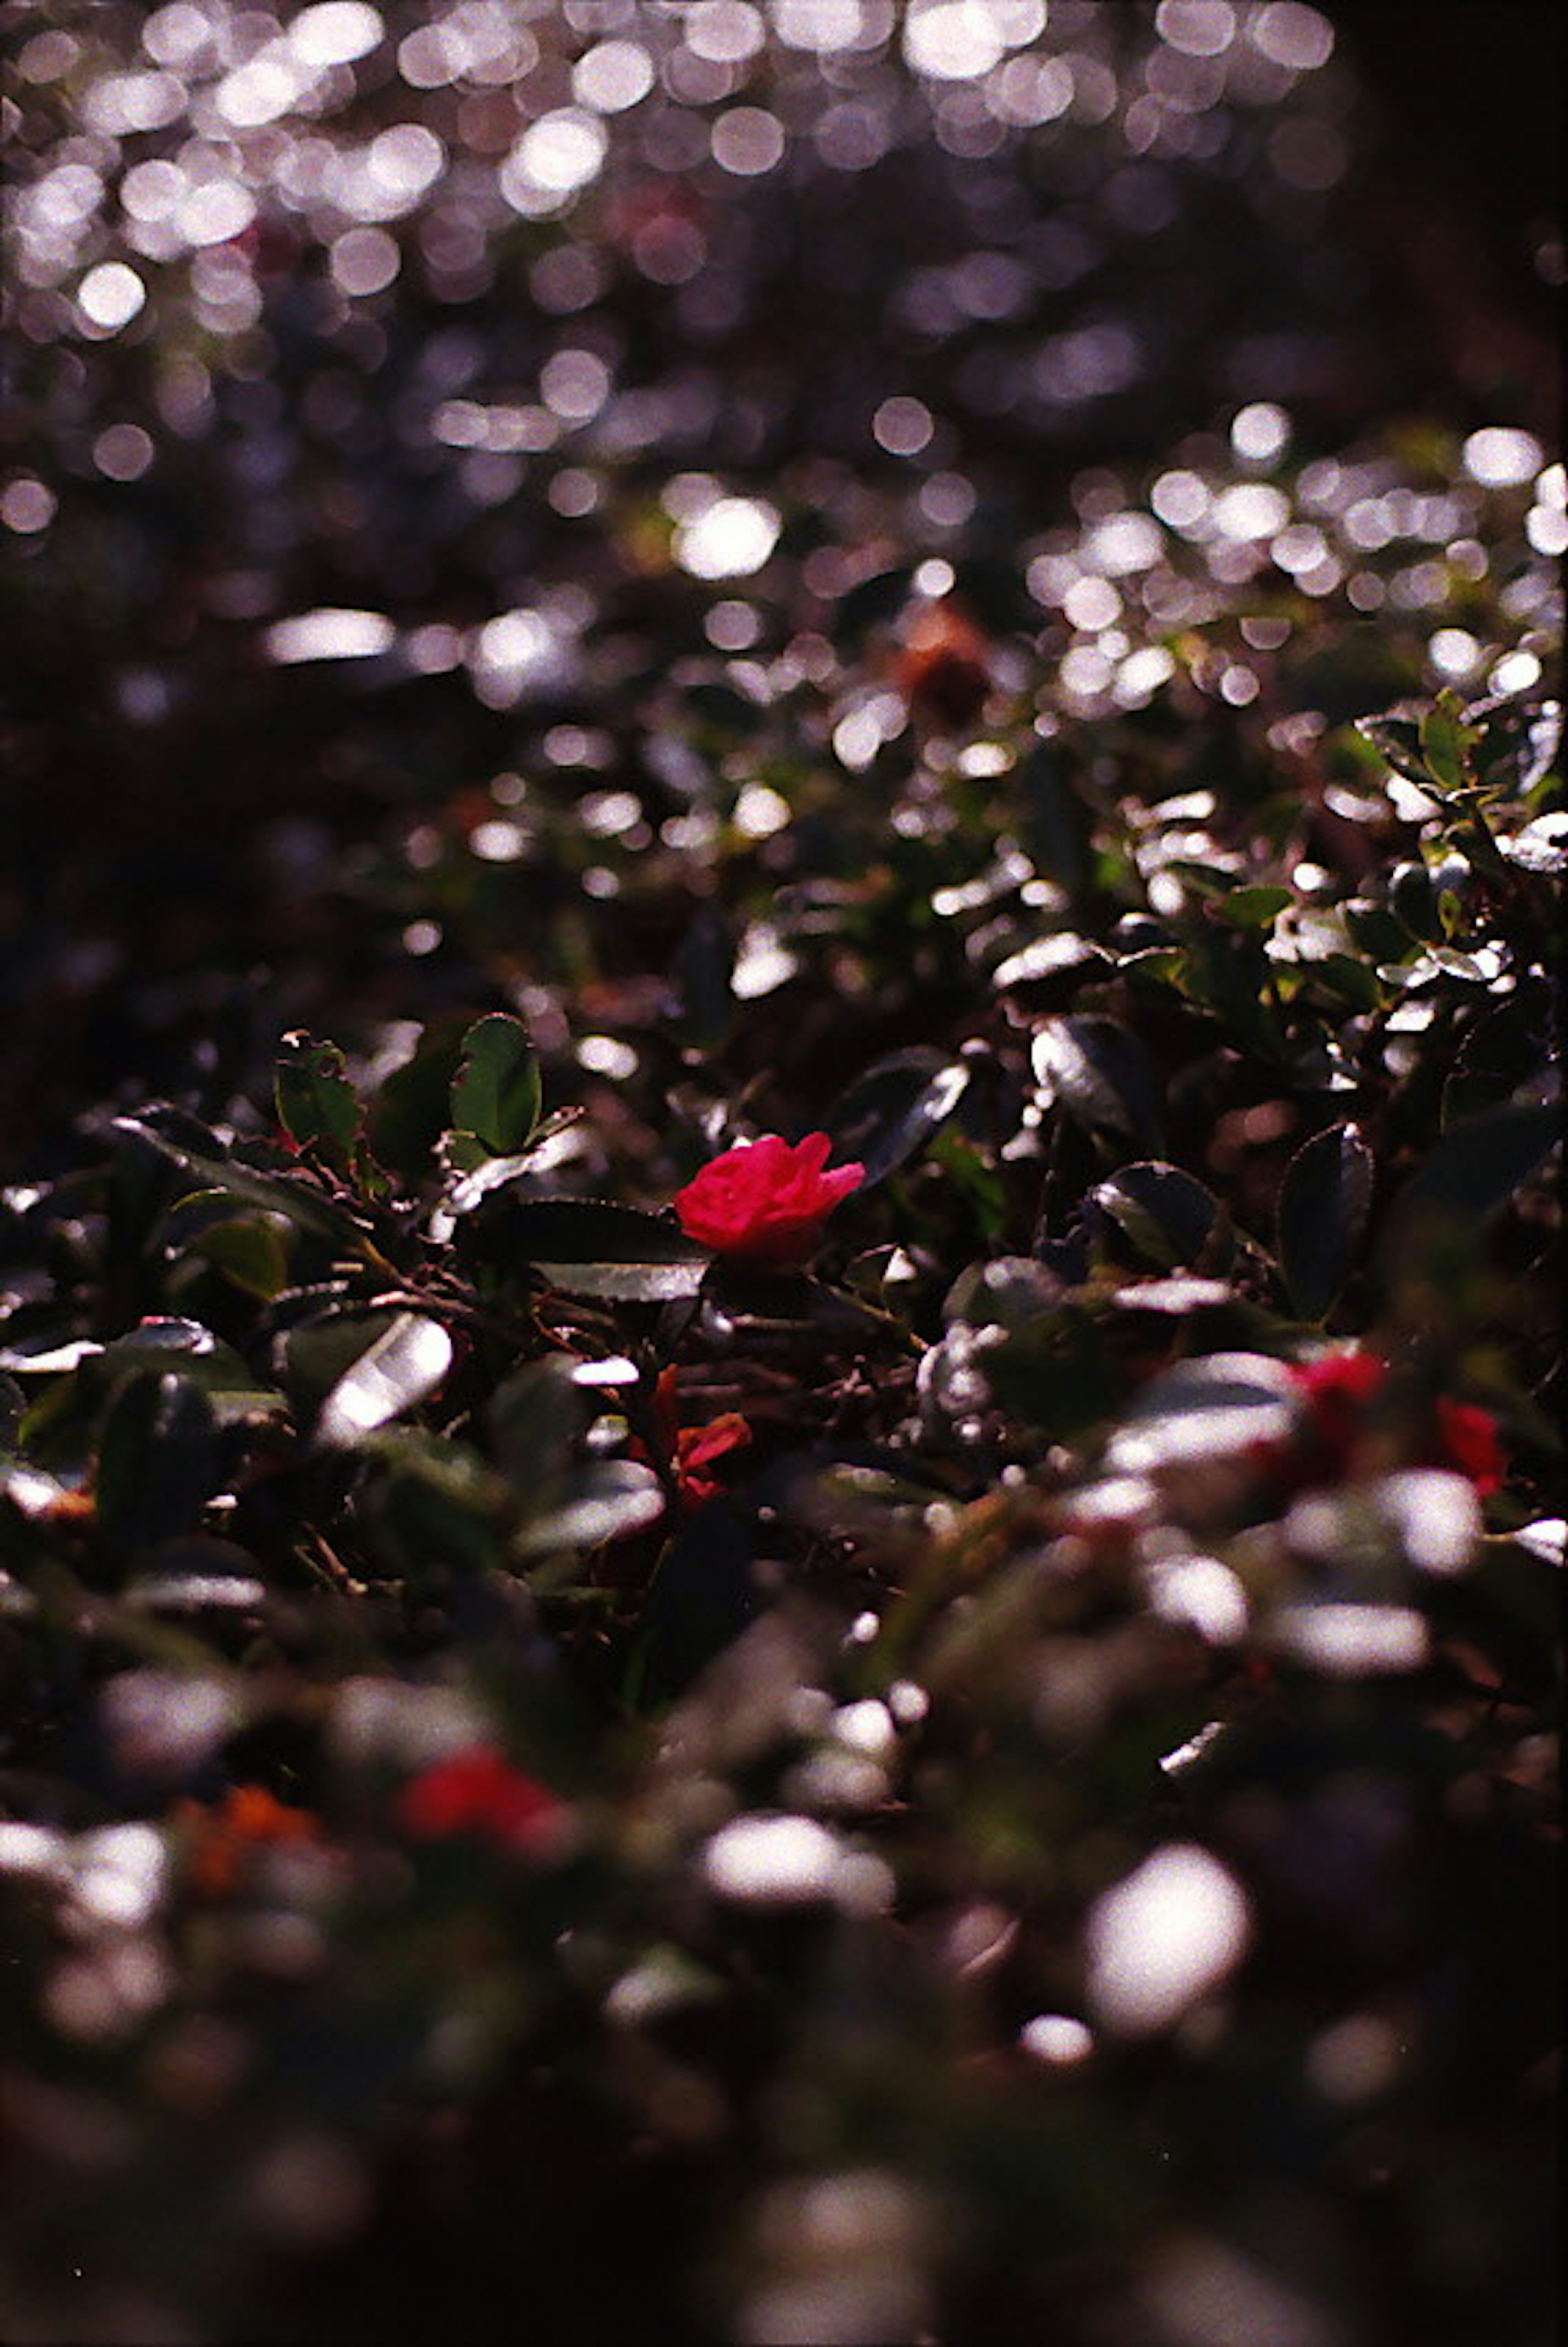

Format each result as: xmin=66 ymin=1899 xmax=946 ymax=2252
xmin=1304 ymin=951 xmax=1385 ymax=1011
xmin=0 ymin=1318 xmax=105 ymax=1374
xmin=160 ymin=1188 xmax=294 ymax=1298
xmin=512 ymin=1459 xmax=667 ymax=1563
xmin=1465 ymin=694 xmax=1562 ymax=797
xmin=1017 ymin=741 xmax=1096 ymax=900
xmin=316 ymin=1312 xmax=455 ymax=1448
xmin=488 ymin=1356 xmax=592 ymax=1489
xmin=274 ymin=1032 xmax=363 ymax=1171
xmin=1355 ymin=712 xmax=1429 ymax=785
xmin=461 ymin=1194 xmax=712 ymax=1302
xmin=124 ymin=1535 xmax=268 ymax=1613
xmin=449 ymin=1013 xmax=541 ymax=1159
xmin=826 ymin=1049 xmax=970 ymax=1190
xmin=95 ymin=1370 xmax=222 ymax=1553
xmin=114 ymin=1115 xmax=355 ymax=1246
xmin=1276 ymin=1121 xmax=1374 ymax=1319
xmin=1390 ymin=1102 xmax=1561 ymax=1229
xmin=1498 ymin=812 xmax=1568 ymax=874
xmin=700 ymin=1263 xmax=899 ymax=1350
xmin=1032 ymin=1016 xmax=1165 ymax=1150
xmin=367 ymin=1015 xmax=472 ymax=1178
xmin=1093 ymin=1162 xmax=1231 ymax=1272
xmin=93 ymin=1319 xmax=286 ymax=1425
xmin=982 ymin=1307 xmax=1117 ymax=1439
xmin=357 ymin=1429 xmax=510 ymax=1579
xmin=1417 ymin=691 xmax=1477 ymax=795
xmin=1106 ymin=1350 xmax=1299 ymax=1472
xmin=990 ymin=932 xmax=1109 ymax=1001
xmin=1216 ymin=885 xmax=1293 ymax=931
xmin=1440 ymin=1007 xmax=1551 ymax=1131
xmin=190 ymin=1213 xmax=292 ymax=1300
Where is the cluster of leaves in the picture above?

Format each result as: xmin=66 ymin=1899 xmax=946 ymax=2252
xmin=2 ymin=9 xmax=1564 ymax=2343
xmin=2 ymin=647 xmax=1561 ymax=2341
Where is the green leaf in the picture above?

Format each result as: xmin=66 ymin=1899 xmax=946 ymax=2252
xmin=450 ymin=1013 xmax=541 ymax=1158
xmin=1216 ymin=885 xmax=1293 ymax=931
xmin=1355 ymin=713 xmax=1430 ymax=786
xmin=1391 ymin=1102 xmax=1561 ymax=1229
xmin=1440 ymin=1006 xmax=1551 ymax=1131
xmin=1017 ymin=742 xmax=1096 ymax=901
xmin=701 ymin=1263 xmax=900 ymax=1348
xmin=1498 ymin=813 xmax=1568 ymax=875
xmin=1032 ymin=1016 xmax=1165 ymax=1151
xmin=124 ymin=1539 xmax=269 ymax=1614
xmin=1303 ymin=952 xmax=1385 ymax=1011
xmin=192 ymin=1215 xmax=293 ymax=1300
xmin=274 ymin=1033 xmax=363 ymax=1171
xmin=512 ymin=1458 xmax=666 ymax=1566
xmin=991 ymin=932 xmax=1109 ymax=1002
xmin=1418 ymin=690 xmax=1478 ymax=796
xmin=315 ymin=1312 xmax=455 ymax=1448
xmin=488 ymin=1357 xmax=592 ymax=1489
xmin=93 ymin=1319 xmax=286 ymax=1426
xmin=1276 ymin=1121 xmax=1374 ymax=1320
xmin=357 ymin=1429 xmax=511 ymax=1580
xmin=459 ymin=1194 xmax=712 ymax=1303
xmin=95 ymin=1370 xmax=222 ymax=1553
xmin=983 ymin=1307 xmax=1117 ymax=1439
xmin=1465 ymin=693 xmax=1562 ymax=797
xmin=1343 ymin=899 xmax=1417 ymax=964
xmin=1165 ymin=859 xmax=1241 ymax=904
xmin=1092 ymin=1162 xmax=1232 ymax=1272
xmin=1106 ymin=1351 xmax=1299 ymax=1473
xmin=1118 ymin=944 xmax=1187 ymax=988
xmin=825 ymin=1049 xmax=971 ymax=1189
xmin=114 ymin=1115 xmax=356 ymax=1247
xmin=366 ymin=1014 xmax=473 ymax=1178
xmin=439 ymin=1130 xmax=492 ymax=1176
xmin=0 ymin=1312 xmax=104 ymax=1374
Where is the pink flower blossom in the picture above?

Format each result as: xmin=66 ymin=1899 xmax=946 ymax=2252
xmin=672 ymin=1132 xmax=863 ymax=1265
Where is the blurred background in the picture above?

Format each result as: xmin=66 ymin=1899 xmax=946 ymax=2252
xmin=2 ymin=0 xmax=1561 ymax=1154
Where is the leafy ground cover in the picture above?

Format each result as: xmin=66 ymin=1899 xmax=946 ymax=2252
xmin=1 ymin=6 xmax=1562 ymax=2343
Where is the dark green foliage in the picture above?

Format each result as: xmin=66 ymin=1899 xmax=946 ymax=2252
xmin=274 ymin=1033 xmax=363 ymax=1175
xmin=0 ymin=11 xmax=1561 ymax=2347
xmin=447 ymin=1013 xmax=543 ymax=1168
xmin=1277 ymin=1122 xmax=1374 ymax=1320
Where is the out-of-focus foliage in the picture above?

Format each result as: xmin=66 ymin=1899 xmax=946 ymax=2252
xmin=0 ymin=6 xmax=1561 ymax=2345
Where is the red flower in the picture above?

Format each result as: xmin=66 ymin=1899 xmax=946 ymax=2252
xmin=672 ymin=1132 xmax=864 ymax=1264
xmin=1284 ymin=1350 xmax=1505 ymax=1496
xmin=1290 ymin=1349 xmax=1388 ymax=1481
xmin=1435 ymin=1398 xmax=1505 ymax=1497
xmin=397 ymin=1750 xmax=566 ymax=1857
xmin=673 ymin=1412 xmax=752 ymax=1504
xmin=633 ymin=1365 xmax=751 ymax=1507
